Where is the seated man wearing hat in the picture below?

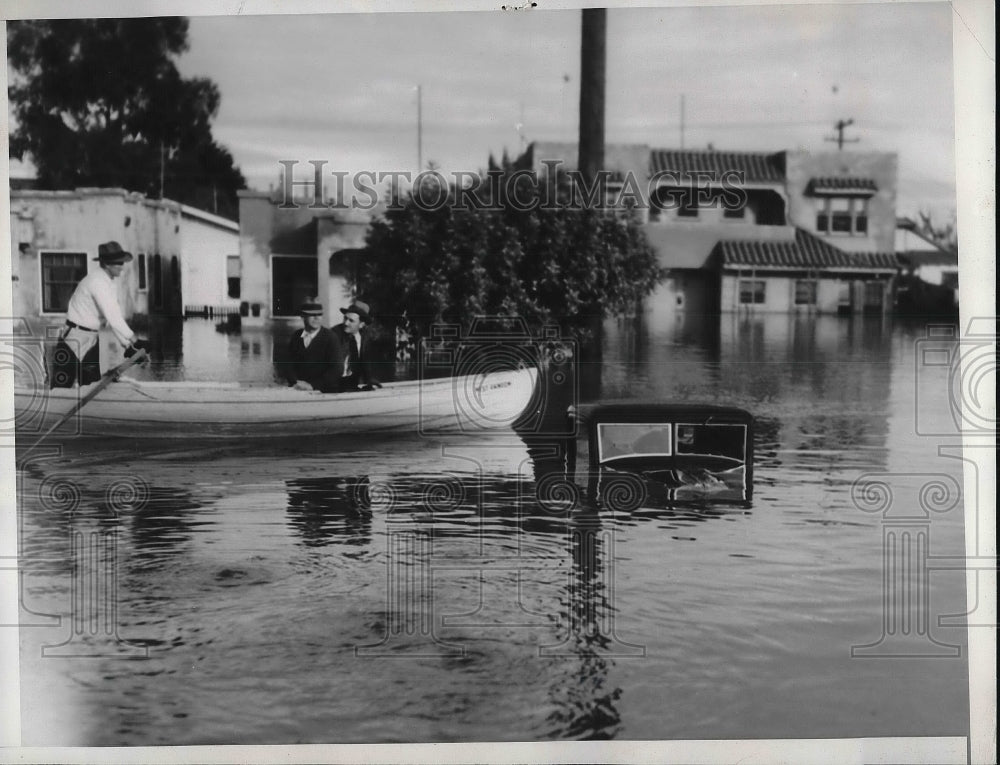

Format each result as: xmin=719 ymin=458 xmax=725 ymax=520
xmin=286 ymin=299 xmax=342 ymax=393
xmin=51 ymin=241 xmax=149 ymax=388
xmin=331 ymin=300 xmax=381 ymax=392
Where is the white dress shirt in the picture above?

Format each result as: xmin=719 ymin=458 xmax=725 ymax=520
xmin=342 ymin=333 xmax=362 ymax=377
xmin=301 ymin=327 xmax=320 ymax=348
xmin=66 ymin=267 xmax=135 ymax=346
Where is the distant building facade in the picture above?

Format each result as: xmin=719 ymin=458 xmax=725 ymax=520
xmin=10 ymin=188 xmax=182 ymax=324
xmin=521 ymin=142 xmax=901 ymax=316
xmin=237 ymin=190 xmax=373 ymax=327
xmin=9 ymin=188 xmax=240 ymax=328
xmin=179 ymin=204 xmax=241 ymax=318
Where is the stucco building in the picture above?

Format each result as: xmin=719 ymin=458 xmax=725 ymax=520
xmin=521 ymin=142 xmax=901 ymax=317
xmin=179 ymin=204 xmax=241 ymax=318
xmin=9 ymin=187 xmax=240 ymax=331
xmin=237 ymin=190 xmax=373 ymax=327
xmin=10 ymin=188 xmax=182 ymax=324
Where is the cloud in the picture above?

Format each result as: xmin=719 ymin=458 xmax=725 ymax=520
xmin=178 ymin=4 xmax=956 ymax=207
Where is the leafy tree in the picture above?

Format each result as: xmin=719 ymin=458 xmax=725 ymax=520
xmin=7 ymin=17 xmax=245 ymax=219
xmin=359 ymin=159 xmax=663 ymax=350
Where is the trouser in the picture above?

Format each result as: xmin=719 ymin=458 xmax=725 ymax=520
xmin=51 ymin=329 xmax=101 ymax=388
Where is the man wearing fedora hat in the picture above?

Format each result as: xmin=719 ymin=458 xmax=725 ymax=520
xmin=331 ymin=299 xmax=381 ymax=392
xmin=50 ymin=241 xmax=149 ymax=388
xmin=285 ymin=299 xmax=341 ymax=393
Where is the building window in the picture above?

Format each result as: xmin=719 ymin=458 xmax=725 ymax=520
xmin=817 ymin=197 xmax=869 ymax=236
xmin=795 ymin=279 xmax=818 ymax=305
xmin=830 ymin=198 xmax=852 ymax=232
xmin=40 ymin=252 xmax=87 ymax=313
xmin=227 ymin=255 xmax=241 ymax=299
xmin=738 ymin=280 xmax=766 ymax=305
xmin=837 ymin=281 xmax=852 ymax=307
xmin=677 ymin=188 xmax=699 ymax=218
xmin=854 ymin=199 xmax=868 ymax=233
xmin=136 ymin=253 xmax=147 ymax=291
xmin=863 ymin=280 xmax=884 ymax=311
xmin=271 ymin=255 xmax=318 ymax=317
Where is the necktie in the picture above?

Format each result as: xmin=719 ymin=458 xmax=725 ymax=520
xmin=348 ymin=336 xmax=360 ymax=372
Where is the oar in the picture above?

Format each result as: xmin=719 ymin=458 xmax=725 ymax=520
xmin=20 ymin=349 xmax=148 ymax=461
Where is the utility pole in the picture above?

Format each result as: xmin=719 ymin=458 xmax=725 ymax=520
xmin=578 ymin=8 xmax=606 ymax=181
xmin=159 ymin=140 xmax=165 ymax=199
xmin=825 ymin=118 xmax=859 ymax=150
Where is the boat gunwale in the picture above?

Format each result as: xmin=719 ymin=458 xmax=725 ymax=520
xmin=14 ymin=366 xmax=537 ymax=406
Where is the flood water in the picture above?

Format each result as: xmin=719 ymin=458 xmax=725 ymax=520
xmin=15 ymin=313 xmax=970 ymax=745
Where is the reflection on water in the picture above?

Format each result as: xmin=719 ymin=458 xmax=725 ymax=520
xmin=15 ymin=313 xmax=969 ymax=745
xmin=286 ymin=476 xmax=373 ymax=548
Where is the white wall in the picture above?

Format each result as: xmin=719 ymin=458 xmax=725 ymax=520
xmin=914 ymin=264 xmax=958 ymax=286
xmin=181 ymin=215 xmax=240 ymax=308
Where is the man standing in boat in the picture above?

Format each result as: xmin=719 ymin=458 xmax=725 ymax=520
xmin=50 ymin=241 xmax=149 ymax=388
xmin=286 ymin=299 xmax=341 ymax=392
xmin=332 ymin=300 xmax=381 ymax=392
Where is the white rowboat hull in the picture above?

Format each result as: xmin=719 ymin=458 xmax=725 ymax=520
xmin=14 ymin=367 xmax=539 ymax=439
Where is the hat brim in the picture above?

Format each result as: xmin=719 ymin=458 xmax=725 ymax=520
xmin=340 ymin=307 xmax=370 ymax=321
xmin=94 ymin=253 xmax=133 ymax=264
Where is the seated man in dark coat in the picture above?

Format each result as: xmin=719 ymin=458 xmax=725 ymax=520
xmin=330 ymin=300 xmax=381 ymax=392
xmin=286 ymin=300 xmax=341 ymax=393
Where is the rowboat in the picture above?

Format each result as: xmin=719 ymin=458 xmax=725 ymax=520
xmin=14 ymin=366 xmax=539 ymax=439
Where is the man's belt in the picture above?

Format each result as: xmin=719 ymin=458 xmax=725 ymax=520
xmin=65 ymin=320 xmax=98 ymax=332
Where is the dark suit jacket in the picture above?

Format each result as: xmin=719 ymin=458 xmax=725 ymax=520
xmin=286 ymin=326 xmax=341 ymax=393
xmin=329 ymin=324 xmax=379 ymax=391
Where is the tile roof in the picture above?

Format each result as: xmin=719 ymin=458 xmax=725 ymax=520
xmin=649 ymin=150 xmax=785 ymax=183
xmin=717 ymin=228 xmax=900 ymax=272
xmin=808 ymin=176 xmax=878 ymax=195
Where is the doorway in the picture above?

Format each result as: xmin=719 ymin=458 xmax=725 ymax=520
xmin=271 ymin=256 xmax=317 ymax=317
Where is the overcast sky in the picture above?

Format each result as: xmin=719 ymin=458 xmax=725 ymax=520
xmin=4 ymin=3 xmax=957 ymax=218
xmin=170 ymin=3 xmax=956 ymax=218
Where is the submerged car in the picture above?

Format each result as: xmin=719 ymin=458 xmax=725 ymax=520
xmin=566 ymin=402 xmax=754 ymax=509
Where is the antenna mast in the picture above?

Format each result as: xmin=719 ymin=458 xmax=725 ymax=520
xmin=825 ymin=118 xmax=859 ymax=150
